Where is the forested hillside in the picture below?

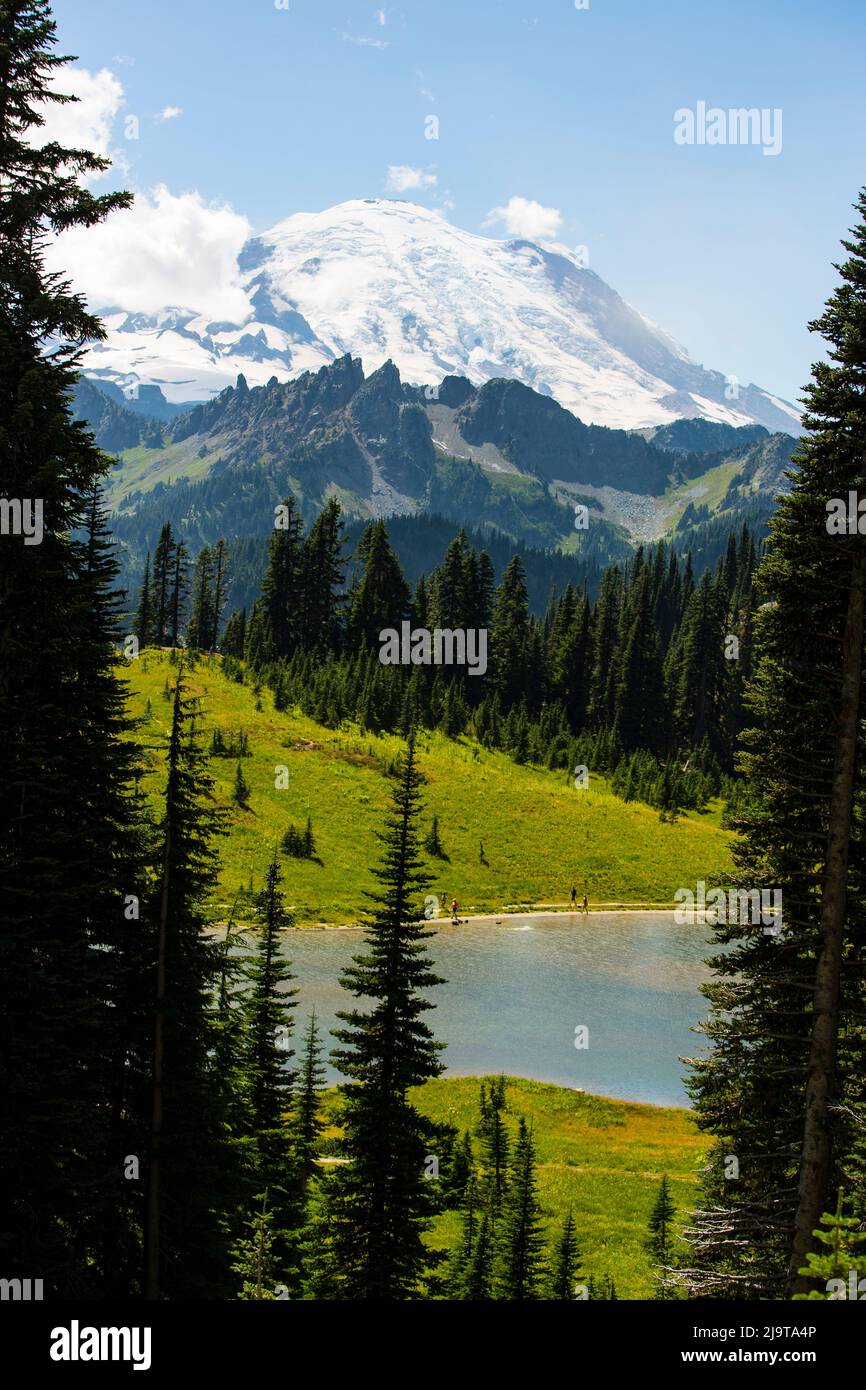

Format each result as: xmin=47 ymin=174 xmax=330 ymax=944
xmin=71 ymin=357 xmax=797 ymax=594
xmin=134 ymin=500 xmax=762 ymax=813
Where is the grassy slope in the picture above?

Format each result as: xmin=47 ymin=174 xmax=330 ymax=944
xmin=123 ymin=649 xmax=734 ymax=926
xmin=106 ymin=440 xmax=217 ymax=508
xmin=320 ymin=1076 xmax=707 ymax=1298
xmin=656 ymin=458 xmax=744 ymax=531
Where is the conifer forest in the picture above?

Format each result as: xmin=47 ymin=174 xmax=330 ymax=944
xmin=1 ymin=0 xmax=865 ymax=1368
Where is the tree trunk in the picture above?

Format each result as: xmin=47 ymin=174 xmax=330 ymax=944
xmin=787 ymin=545 xmax=866 ymax=1294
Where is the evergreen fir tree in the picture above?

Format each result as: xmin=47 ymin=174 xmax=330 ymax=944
xmin=221 ymin=608 xmax=246 ymax=659
xmin=412 ymin=572 xmax=430 ymax=628
xmin=463 ymin=1210 xmax=495 ymax=1301
xmin=186 ymin=545 xmax=214 ymax=651
xmin=243 ymin=598 xmax=274 ymax=670
xmin=793 ymin=1192 xmax=866 ymax=1300
xmin=614 ymin=570 xmax=667 ymax=753
xmin=301 ymin=497 xmax=345 ymax=652
xmin=674 ymin=569 xmax=727 ymax=755
xmin=399 ymin=664 xmax=425 ymax=736
xmin=683 ymin=190 xmax=866 ymax=1299
xmin=549 ymin=1208 xmax=583 ymax=1300
xmin=347 ymin=518 xmax=411 ymax=649
xmin=509 ymin=703 xmax=530 ymax=764
xmin=145 ymin=676 xmax=234 ymax=1298
xmin=292 ymin=1012 xmax=326 ymax=1189
xmin=302 ymin=813 xmax=316 ymax=858
xmin=645 ymin=1174 xmax=677 ymax=1298
xmin=443 ymin=1130 xmax=474 ymax=1203
xmin=424 ymin=814 xmax=447 ymax=859
xmin=282 ymin=824 xmax=302 ymax=857
xmin=495 ymin=1118 xmax=547 ymax=1299
xmin=587 ymin=566 xmax=622 ymax=728
xmin=0 ymin=0 xmax=149 ymax=1296
xmin=552 ymin=588 xmax=590 ymax=728
xmin=135 ymin=551 xmax=154 ymax=646
xmin=473 ymin=550 xmax=496 ymax=631
xmin=308 ymin=736 xmax=445 ymax=1299
xmin=75 ymin=486 xmax=157 ymax=1294
xmin=151 ymin=522 xmax=176 ymax=646
xmin=262 ymin=496 xmax=304 ymax=659
xmin=681 ymin=551 xmax=695 ymax=607
xmin=233 ymin=760 xmax=250 ymax=807
xmin=232 ymin=1196 xmax=280 ymax=1301
xmin=239 ymin=856 xmax=298 ymax=1284
xmin=490 ymin=556 xmax=531 ymax=708
xmin=209 ymin=538 xmax=229 ymax=650
xmin=440 ymin=680 xmax=468 ymax=737
xmin=430 ymin=531 xmax=469 ymax=631
xmin=168 ymin=540 xmax=188 ymax=648
xmin=479 ymin=1091 xmax=510 ymax=1218
xmin=447 ymin=1172 xmax=481 ymax=1298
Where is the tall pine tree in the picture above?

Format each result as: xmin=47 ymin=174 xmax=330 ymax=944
xmin=308 ymin=735 xmax=445 ymax=1298
xmin=495 ymin=1118 xmax=547 ymax=1299
xmin=144 ymin=675 xmax=234 ymax=1298
xmin=0 ymin=0 xmax=146 ymax=1295
xmin=684 ymin=189 xmax=866 ymax=1298
xmin=238 ymin=855 xmax=298 ymax=1288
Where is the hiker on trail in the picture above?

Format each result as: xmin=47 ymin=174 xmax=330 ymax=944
xmin=451 ymin=897 xmax=460 ymax=924
xmin=582 ymin=893 xmax=589 ymax=915
xmin=570 ymin=885 xmax=578 ymax=907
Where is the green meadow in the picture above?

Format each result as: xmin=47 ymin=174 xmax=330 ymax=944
xmin=319 ymin=1075 xmax=708 ymax=1299
xmin=122 ymin=648 xmax=734 ymax=926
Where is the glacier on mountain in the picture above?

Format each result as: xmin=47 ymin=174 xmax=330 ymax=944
xmin=80 ymin=198 xmax=800 ymax=436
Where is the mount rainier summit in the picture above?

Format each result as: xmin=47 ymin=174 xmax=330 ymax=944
xmin=81 ymin=198 xmax=799 ymax=436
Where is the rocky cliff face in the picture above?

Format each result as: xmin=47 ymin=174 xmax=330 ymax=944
xmin=78 ymin=353 xmax=796 ymax=575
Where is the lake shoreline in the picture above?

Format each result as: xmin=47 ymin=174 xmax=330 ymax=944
xmin=284 ymin=905 xmax=703 ymax=931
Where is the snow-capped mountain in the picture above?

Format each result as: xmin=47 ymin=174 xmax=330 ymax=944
xmin=81 ymin=198 xmax=800 ymax=435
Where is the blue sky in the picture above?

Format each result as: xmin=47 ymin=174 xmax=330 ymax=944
xmin=51 ymin=0 xmax=866 ymax=404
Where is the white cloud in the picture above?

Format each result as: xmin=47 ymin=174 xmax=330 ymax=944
xmin=485 ymin=196 xmax=563 ymax=242
xmin=45 ymin=184 xmax=253 ymax=322
xmin=34 ymin=66 xmax=124 ymax=172
xmin=339 ymin=29 xmax=389 ymax=49
xmin=415 ymin=68 xmax=435 ymax=102
xmin=375 ymin=7 xmax=387 ymax=24
xmin=157 ymin=105 xmax=183 ymax=122
xmin=386 ymin=164 xmax=437 ymax=194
